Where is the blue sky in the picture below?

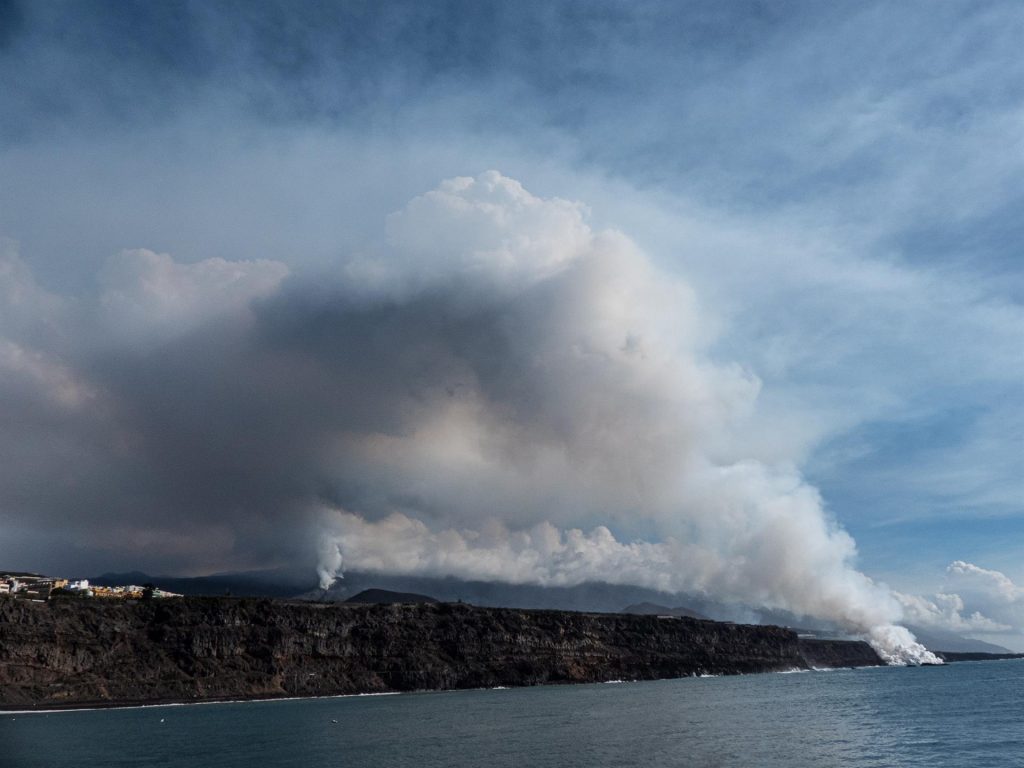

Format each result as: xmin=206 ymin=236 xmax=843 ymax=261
xmin=0 ymin=1 xmax=1021 ymax=646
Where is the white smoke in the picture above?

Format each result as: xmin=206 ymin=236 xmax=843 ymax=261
xmin=311 ymin=171 xmax=940 ymax=665
xmin=316 ymin=536 xmax=344 ymax=591
xmin=868 ymin=625 xmax=942 ymax=666
xmin=0 ymin=173 xmax=943 ymax=664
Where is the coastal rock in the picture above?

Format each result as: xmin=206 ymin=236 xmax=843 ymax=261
xmin=0 ymin=598 xmax=882 ymax=708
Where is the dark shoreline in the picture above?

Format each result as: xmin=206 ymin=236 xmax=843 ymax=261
xmin=0 ymin=689 xmax=408 ymax=713
xmin=11 ymin=655 xmax=1024 ymax=714
xmin=0 ymin=670 xmax=856 ymax=714
xmin=1 ymin=596 xmax=881 ymax=710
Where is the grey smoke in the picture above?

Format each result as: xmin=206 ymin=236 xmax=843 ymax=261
xmin=0 ymin=172 xmax=936 ymax=662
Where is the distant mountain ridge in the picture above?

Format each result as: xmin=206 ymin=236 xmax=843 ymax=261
xmin=90 ymin=569 xmax=315 ymax=599
xmin=904 ymin=625 xmax=1011 ymax=654
xmin=345 ymin=589 xmax=438 ymax=605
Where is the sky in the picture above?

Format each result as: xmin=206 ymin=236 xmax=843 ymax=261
xmin=0 ymin=1 xmax=1021 ymax=650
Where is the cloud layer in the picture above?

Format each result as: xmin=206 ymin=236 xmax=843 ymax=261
xmin=3 ymin=3 xmax=1021 ymax=591
xmin=1 ymin=2 xmax=1021 ymax=658
xmin=899 ymin=561 xmax=1024 ymax=636
xmin=0 ymin=172 xmax=950 ymax=665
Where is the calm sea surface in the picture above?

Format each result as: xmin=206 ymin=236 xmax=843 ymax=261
xmin=3 ymin=661 xmax=1023 ymax=768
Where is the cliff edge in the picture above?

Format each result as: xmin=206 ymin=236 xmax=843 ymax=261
xmin=0 ymin=597 xmax=881 ymax=709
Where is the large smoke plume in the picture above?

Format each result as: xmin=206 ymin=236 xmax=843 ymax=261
xmin=0 ymin=173 xmax=937 ymax=663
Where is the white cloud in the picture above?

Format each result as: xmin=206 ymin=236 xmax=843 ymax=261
xmin=347 ymin=170 xmax=593 ymax=299
xmin=0 ymin=240 xmax=66 ymax=342
xmin=896 ymin=561 xmax=1024 ymax=637
xmin=896 ymin=590 xmax=1011 ymax=634
xmin=0 ymin=244 xmax=93 ymax=410
xmin=99 ymin=248 xmax=289 ymax=342
xmin=0 ymin=339 xmax=95 ymax=410
xmin=0 ymin=173 xmax=983 ymax=665
xmin=316 ymin=173 xmax=930 ymax=660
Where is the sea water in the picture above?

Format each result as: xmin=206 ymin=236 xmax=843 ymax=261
xmin=2 ymin=661 xmax=1023 ymax=768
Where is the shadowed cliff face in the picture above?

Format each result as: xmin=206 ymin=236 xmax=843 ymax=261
xmin=0 ymin=598 xmax=881 ymax=708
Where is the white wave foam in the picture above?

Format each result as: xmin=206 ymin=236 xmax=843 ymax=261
xmin=0 ymin=690 xmax=403 ymax=716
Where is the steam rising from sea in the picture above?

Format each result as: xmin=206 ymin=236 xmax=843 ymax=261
xmin=311 ymin=172 xmax=938 ymax=666
xmin=0 ymin=171 xmax=938 ymax=664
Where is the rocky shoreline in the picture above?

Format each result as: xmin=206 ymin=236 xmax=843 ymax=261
xmin=0 ymin=597 xmax=882 ymax=710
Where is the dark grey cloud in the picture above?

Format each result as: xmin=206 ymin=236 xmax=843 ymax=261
xmin=0 ymin=172 xmax=953 ymax=666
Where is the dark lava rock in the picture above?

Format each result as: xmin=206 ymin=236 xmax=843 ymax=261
xmin=0 ymin=597 xmax=882 ymax=709
xmin=798 ymin=638 xmax=883 ymax=668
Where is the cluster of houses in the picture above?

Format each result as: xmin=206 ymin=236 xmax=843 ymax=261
xmin=0 ymin=572 xmax=181 ymax=602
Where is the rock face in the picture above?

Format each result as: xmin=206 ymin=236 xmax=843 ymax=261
xmin=797 ymin=638 xmax=883 ymax=669
xmin=0 ymin=597 xmax=881 ymax=709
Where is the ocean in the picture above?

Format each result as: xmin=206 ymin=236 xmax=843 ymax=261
xmin=2 ymin=661 xmax=1022 ymax=768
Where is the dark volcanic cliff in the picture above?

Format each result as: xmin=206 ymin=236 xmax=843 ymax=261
xmin=0 ymin=597 xmax=881 ymax=709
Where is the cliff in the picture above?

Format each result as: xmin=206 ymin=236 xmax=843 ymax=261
xmin=0 ymin=597 xmax=881 ymax=709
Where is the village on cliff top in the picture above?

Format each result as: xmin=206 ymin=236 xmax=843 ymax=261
xmin=0 ymin=572 xmax=181 ymax=602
